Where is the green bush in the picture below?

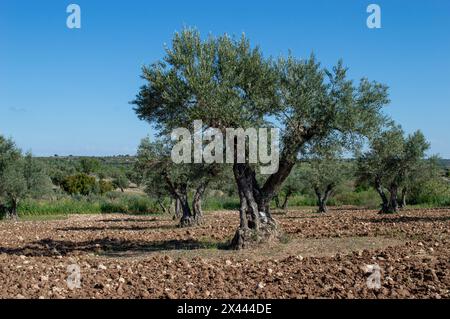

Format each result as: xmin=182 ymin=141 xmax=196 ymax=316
xmin=333 ymin=189 xmax=380 ymax=208
xmin=61 ymin=174 xmax=97 ymax=195
xmin=99 ymin=201 xmax=128 ymax=214
xmin=100 ymin=194 xmax=160 ymax=214
xmin=99 ymin=180 xmax=114 ymax=194
xmin=125 ymin=195 xmax=159 ymax=214
xmin=203 ymin=196 xmax=240 ymax=211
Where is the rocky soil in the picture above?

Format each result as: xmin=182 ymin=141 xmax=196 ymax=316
xmin=0 ymin=208 xmax=448 ymax=299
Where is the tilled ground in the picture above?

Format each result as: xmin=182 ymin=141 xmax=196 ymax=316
xmin=0 ymin=208 xmax=448 ymax=299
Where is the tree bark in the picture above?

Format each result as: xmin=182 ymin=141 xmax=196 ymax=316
xmin=230 ymin=163 xmax=281 ymax=250
xmin=315 ymin=185 xmax=332 ymax=213
xmin=228 ymin=130 xmax=312 ymax=249
xmin=399 ymin=188 xmax=407 ymax=209
xmin=375 ymin=178 xmax=390 ymax=214
xmin=177 ymin=181 xmax=208 ymax=227
xmin=170 ymin=196 xmax=183 ymax=220
xmin=175 ymin=197 xmax=183 ymax=218
xmin=388 ymin=184 xmax=399 ymax=214
xmin=281 ymin=191 xmax=291 ymax=210
xmin=176 ymin=183 xmax=195 ymax=227
xmin=376 ymin=178 xmax=399 ymax=214
xmin=191 ymin=182 xmax=207 ymax=222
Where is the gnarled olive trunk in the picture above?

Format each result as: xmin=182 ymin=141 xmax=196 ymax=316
xmin=315 ymin=185 xmax=333 ymax=214
xmin=179 ymin=182 xmax=207 ymax=227
xmin=177 ymin=184 xmax=195 ymax=227
xmin=376 ymin=178 xmax=399 ymax=214
xmin=191 ymin=182 xmax=207 ymax=222
xmin=230 ymin=162 xmax=291 ymax=250
xmin=388 ymin=184 xmax=399 ymax=213
xmin=375 ymin=178 xmax=390 ymax=213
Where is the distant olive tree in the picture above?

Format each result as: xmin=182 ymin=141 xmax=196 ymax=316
xmin=112 ymin=174 xmax=129 ymax=192
xmin=357 ymin=126 xmax=431 ymax=214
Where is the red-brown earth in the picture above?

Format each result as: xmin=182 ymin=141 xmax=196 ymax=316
xmin=0 ymin=208 xmax=448 ymax=299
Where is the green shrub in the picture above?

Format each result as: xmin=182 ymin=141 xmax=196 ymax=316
xmin=99 ymin=180 xmax=114 ymax=194
xmin=18 ymin=198 xmax=101 ymax=216
xmin=99 ymin=201 xmax=128 ymax=214
xmin=61 ymin=174 xmax=97 ymax=195
xmin=333 ymin=189 xmax=380 ymax=208
xmin=100 ymin=194 xmax=160 ymax=214
xmin=125 ymin=195 xmax=159 ymax=214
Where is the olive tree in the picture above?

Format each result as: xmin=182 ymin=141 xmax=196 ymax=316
xmin=299 ymin=158 xmax=351 ymax=213
xmin=0 ymin=136 xmax=52 ymax=219
xmin=357 ymin=127 xmax=431 ymax=214
xmin=112 ymin=174 xmax=129 ymax=192
xmin=132 ymin=29 xmax=389 ymax=248
xmin=135 ymin=137 xmax=220 ymax=226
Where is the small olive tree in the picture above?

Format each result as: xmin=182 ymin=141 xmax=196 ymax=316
xmin=0 ymin=136 xmax=52 ymax=219
xmin=112 ymin=174 xmax=129 ymax=192
xmin=299 ymin=158 xmax=351 ymax=213
xmin=135 ymin=137 xmax=220 ymax=227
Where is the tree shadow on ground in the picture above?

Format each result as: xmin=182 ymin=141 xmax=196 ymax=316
xmin=279 ymin=215 xmax=321 ymax=220
xmin=96 ymin=217 xmax=159 ymax=223
xmin=358 ymin=215 xmax=450 ymax=224
xmin=56 ymin=224 xmax=176 ymax=232
xmin=0 ymin=238 xmax=225 ymax=257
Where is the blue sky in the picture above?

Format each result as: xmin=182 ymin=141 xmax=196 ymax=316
xmin=1 ymin=0 xmax=449 ymax=157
